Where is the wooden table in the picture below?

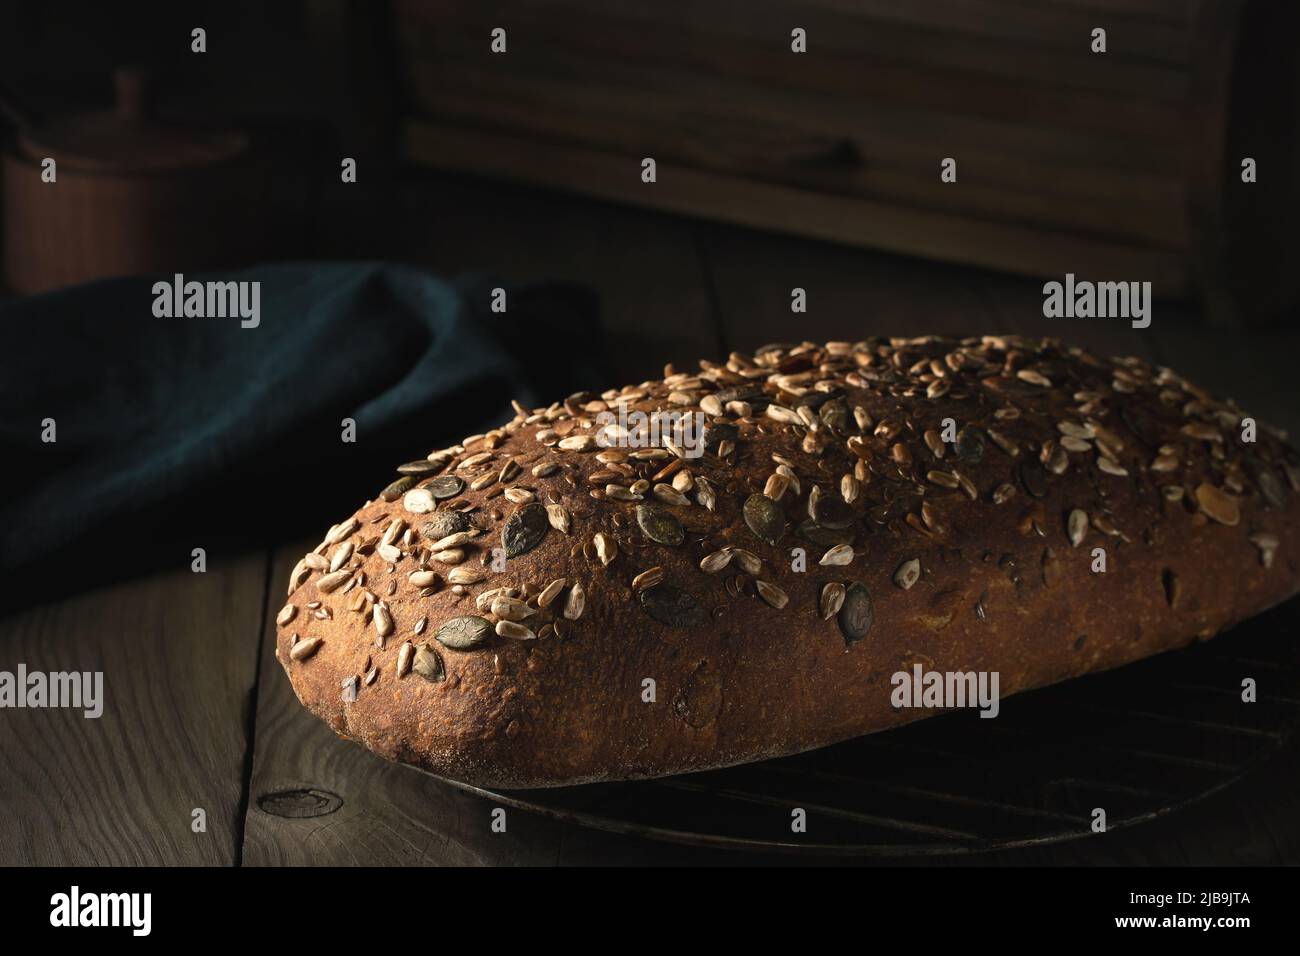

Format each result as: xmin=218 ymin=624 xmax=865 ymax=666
xmin=2 ymin=173 xmax=1298 ymax=865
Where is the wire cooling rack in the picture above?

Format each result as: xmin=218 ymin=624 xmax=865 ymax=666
xmin=424 ymin=598 xmax=1300 ymax=857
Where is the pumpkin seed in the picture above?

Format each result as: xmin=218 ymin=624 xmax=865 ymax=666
xmin=837 ymin=582 xmax=874 ymax=646
xmin=428 ymin=475 xmax=466 ymax=499
xmin=412 ymin=643 xmax=446 ymax=682
xmin=435 ymin=615 xmax=493 ymax=650
xmin=637 ymin=503 xmax=685 ymax=546
xmin=381 ymin=476 xmax=415 ymax=501
xmin=420 ymin=511 xmax=470 ymax=542
xmin=503 ymin=502 xmax=549 ymax=557
xmin=743 ymin=493 xmax=785 ymax=545
xmin=639 ymin=585 xmax=706 ymax=628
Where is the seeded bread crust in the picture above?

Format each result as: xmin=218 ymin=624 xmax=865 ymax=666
xmin=276 ymin=335 xmax=1300 ymax=788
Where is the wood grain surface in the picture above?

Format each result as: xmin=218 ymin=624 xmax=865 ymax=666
xmin=1 ymin=175 xmax=1297 ymax=865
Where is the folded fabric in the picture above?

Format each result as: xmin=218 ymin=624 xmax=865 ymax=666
xmin=0 ymin=263 xmax=606 ymax=609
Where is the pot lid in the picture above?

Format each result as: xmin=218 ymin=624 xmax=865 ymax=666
xmin=17 ymin=67 xmax=248 ymax=172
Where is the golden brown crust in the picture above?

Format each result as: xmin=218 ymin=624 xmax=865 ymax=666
xmin=276 ymin=335 xmax=1300 ymax=787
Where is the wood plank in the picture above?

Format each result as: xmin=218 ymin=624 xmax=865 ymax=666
xmin=400 ymin=16 xmax=1194 ymax=160
xmin=404 ymin=120 xmax=1192 ymax=295
xmin=397 ymin=171 xmax=723 ymax=384
xmin=404 ymin=62 xmax=1191 ymax=236
xmin=0 ymin=555 xmax=266 ymax=865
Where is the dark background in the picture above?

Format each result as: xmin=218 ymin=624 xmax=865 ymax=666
xmin=0 ymin=0 xmax=1298 ymax=866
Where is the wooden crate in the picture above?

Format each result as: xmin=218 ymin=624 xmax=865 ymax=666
xmin=394 ymin=0 xmax=1299 ymax=324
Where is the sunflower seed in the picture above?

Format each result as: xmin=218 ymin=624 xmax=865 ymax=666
xmin=449 ymin=567 xmax=487 ymax=585
xmin=1058 ymin=421 xmax=1095 ymax=439
xmin=987 ymin=429 xmax=1018 ymax=456
xmin=377 ymin=543 xmax=401 ymax=563
xmin=538 ymin=578 xmax=567 ymax=608
xmin=491 ymin=596 xmax=536 ymax=621
xmin=328 ymin=542 xmax=353 ymax=573
xmin=1097 ymin=457 xmax=1129 ymax=477
xmin=991 ymin=483 xmax=1016 ymax=505
xmin=1017 ymin=369 xmax=1052 ymax=387
xmin=325 ymin=519 xmax=359 ymax=546
xmin=276 ymin=604 xmax=297 ymax=626
xmin=315 ymin=569 xmax=351 ymax=593
xmin=819 ymin=543 xmax=854 ymax=566
xmin=923 ymin=429 xmax=945 ymax=459
xmin=893 ymin=558 xmax=921 ymax=590
xmin=1249 ymin=532 xmax=1279 ymax=569
xmin=1182 ymin=422 xmax=1223 ymax=442
xmin=403 ymin=488 xmax=436 ymax=514
xmin=841 ymin=474 xmax=861 ymax=504
xmin=495 ymin=620 xmax=536 ymax=641
xmin=637 ymin=503 xmax=685 ymax=546
xmin=545 ymin=503 xmax=571 ymax=534
xmin=639 ymin=585 xmax=706 ymax=628
xmin=820 ymin=582 xmax=846 ymax=621
xmin=429 ymin=531 xmax=475 ymax=551
xmin=730 ymin=548 xmax=762 ymax=575
xmin=408 ymin=570 xmax=438 ymax=588
xmin=743 ymin=494 xmax=785 ymax=545
xmin=393 ymin=642 xmax=414 ymax=678
xmin=289 ymin=636 xmax=322 ymax=661
xmin=1067 ymin=509 xmax=1088 ymax=546
xmin=558 ymin=434 xmax=596 ymax=451
xmin=632 ymin=567 xmax=665 ymax=591
xmin=651 ymin=483 xmax=690 ymax=507
xmin=563 ymin=580 xmax=586 ymax=620
xmin=532 ymin=461 xmax=559 ymax=478
xmin=435 ymin=615 xmax=493 ymax=649
xmin=756 ymin=580 xmax=789 ymax=609
xmin=502 ymin=502 xmax=549 ymax=558
xmin=927 ymin=470 xmax=959 ymax=489
xmin=700 ymin=550 xmax=733 ymax=573
xmin=1195 ymin=483 xmax=1239 ymax=525
xmin=593 ymin=532 xmax=618 ymax=566
xmin=695 ymin=477 xmax=717 ymax=512
xmin=412 ymin=643 xmax=446 ymax=682
xmin=371 ymin=604 xmax=394 ymax=639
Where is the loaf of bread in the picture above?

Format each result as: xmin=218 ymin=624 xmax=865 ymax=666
xmin=276 ymin=335 xmax=1300 ymax=788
